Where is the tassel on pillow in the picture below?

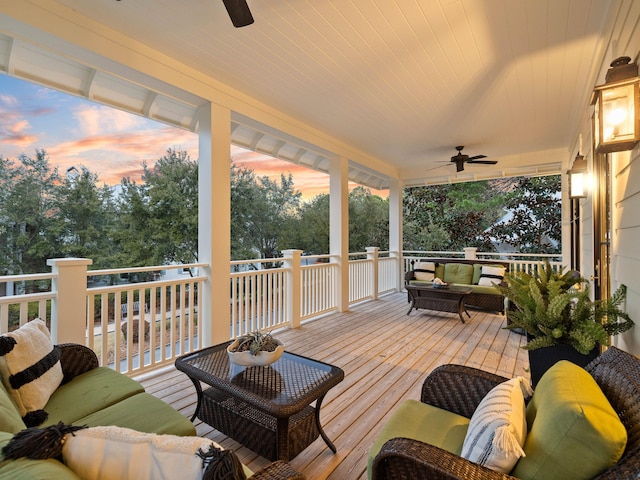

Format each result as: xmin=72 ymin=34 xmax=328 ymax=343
xmin=3 ymin=423 xmax=247 ymax=480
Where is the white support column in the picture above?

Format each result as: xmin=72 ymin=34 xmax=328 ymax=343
xmin=282 ymin=249 xmax=302 ymax=328
xmin=366 ymin=247 xmax=379 ymax=300
xmin=464 ymin=247 xmax=478 ymax=259
xmin=198 ymin=102 xmax=231 ymax=347
xmin=330 ymin=156 xmax=349 ymax=312
xmin=47 ymin=257 xmax=92 ymax=344
xmin=388 ymin=178 xmax=403 ymax=292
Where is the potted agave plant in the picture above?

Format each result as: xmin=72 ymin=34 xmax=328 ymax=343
xmin=227 ymin=330 xmax=285 ymax=367
xmin=498 ymin=261 xmax=634 ymax=386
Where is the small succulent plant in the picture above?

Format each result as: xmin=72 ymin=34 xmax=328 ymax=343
xmin=230 ymin=331 xmax=280 ymax=356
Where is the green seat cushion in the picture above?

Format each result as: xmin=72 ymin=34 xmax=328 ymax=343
xmin=0 ymin=383 xmax=26 ymax=434
xmin=512 ymin=361 xmax=627 ymax=480
xmin=443 ymin=263 xmax=474 ymax=284
xmin=0 ymin=457 xmax=82 ymax=480
xmin=41 ymin=367 xmax=144 ymax=426
xmin=74 ymin=392 xmax=196 ymax=436
xmin=468 ymin=285 xmax=500 ymax=295
xmin=367 ymin=399 xmax=469 ymax=479
xmin=0 ymin=431 xmax=81 ymax=479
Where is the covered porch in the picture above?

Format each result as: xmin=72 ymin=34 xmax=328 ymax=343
xmin=141 ymin=292 xmax=529 ymax=479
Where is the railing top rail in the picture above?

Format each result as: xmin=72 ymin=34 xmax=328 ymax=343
xmin=301 ymin=254 xmax=337 ymax=261
xmin=0 ymin=272 xmax=56 ymax=282
xmin=88 ymin=263 xmax=207 ymax=276
xmin=402 ymin=251 xmax=562 ymax=259
xmin=230 ymin=258 xmax=283 ymax=266
xmin=88 ymin=275 xmax=207 ymax=294
xmin=230 ymin=267 xmax=288 ymax=277
xmin=403 ymin=250 xmax=465 ymax=256
xmin=0 ymin=292 xmax=56 ymax=305
xmin=477 ymin=252 xmax=562 ymax=259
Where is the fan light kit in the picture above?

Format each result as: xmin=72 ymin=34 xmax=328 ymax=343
xmin=449 ymin=146 xmax=497 ymax=172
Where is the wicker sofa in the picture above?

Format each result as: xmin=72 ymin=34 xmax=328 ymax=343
xmin=405 ymin=258 xmax=510 ymax=314
xmin=369 ymin=346 xmax=640 ymax=480
xmin=0 ymin=343 xmax=303 ymax=479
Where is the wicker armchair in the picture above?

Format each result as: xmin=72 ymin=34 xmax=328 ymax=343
xmin=56 ymin=344 xmax=305 ymax=480
xmin=371 ymin=346 xmax=640 ymax=480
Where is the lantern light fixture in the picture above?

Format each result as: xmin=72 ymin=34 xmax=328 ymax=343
xmin=567 ymin=154 xmax=588 ymax=199
xmin=591 ymin=56 xmax=640 ymax=154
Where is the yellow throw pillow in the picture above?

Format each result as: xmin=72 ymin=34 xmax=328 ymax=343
xmin=512 ymin=361 xmax=627 ymax=480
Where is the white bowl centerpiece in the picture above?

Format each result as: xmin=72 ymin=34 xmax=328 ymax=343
xmin=227 ymin=331 xmax=285 ymax=367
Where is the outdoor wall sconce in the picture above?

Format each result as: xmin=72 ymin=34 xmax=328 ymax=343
xmin=567 ymin=154 xmax=588 ymax=198
xmin=592 ymin=56 xmax=640 ymax=154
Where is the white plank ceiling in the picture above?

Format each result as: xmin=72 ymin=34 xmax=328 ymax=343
xmin=0 ymin=0 xmax=627 ymax=187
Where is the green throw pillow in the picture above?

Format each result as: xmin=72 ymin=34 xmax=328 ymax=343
xmin=511 ymin=360 xmax=627 ymax=480
xmin=443 ymin=263 xmax=474 ymax=284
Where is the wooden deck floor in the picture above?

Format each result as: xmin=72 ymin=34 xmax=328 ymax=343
xmin=140 ymin=292 xmax=530 ymax=480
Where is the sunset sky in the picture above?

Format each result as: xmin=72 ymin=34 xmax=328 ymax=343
xmin=0 ymin=74 xmax=386 ymax=201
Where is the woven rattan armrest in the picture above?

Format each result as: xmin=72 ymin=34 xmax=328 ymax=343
xmin=57 ymin=343 xmax=100 ymax=385
xmin=249 ymin=460 xmax=306 ymax=480
xmin=420 ymin=364 xmax=509 ymax=418
xmin=372 ymin=437 xmax=516 ymax=480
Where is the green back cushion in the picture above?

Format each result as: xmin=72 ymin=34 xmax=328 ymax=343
xmin=367 ymin=399 xmax=469 ymax=480
xmin=435 ymin=264 xmax=445 ymax=280
xmin=512 ymin=361 xmax=627 ymax=480
xmin=0 ymin=382 xmax=26 ymax=434
xmin=443 ymin=263 xmax=474 ymax=284
xmin=41 ymin=367 xmax=144 ymax=426
xmin=472 ymin=264 xmax=483 ymax=284
xmin=74 ymin=392 xmax=196 ymax=436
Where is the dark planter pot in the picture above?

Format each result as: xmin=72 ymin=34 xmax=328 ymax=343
xmin=527 ymin=339 xmax=599 ymax=387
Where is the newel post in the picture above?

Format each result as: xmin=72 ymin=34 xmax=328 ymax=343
xmin=282 ymin=250 xmax=302 ymax=328
xmin=464 ymin=247 xmax=478 ymax=260
xmin=47 ymin=258 xmax=92 ymax=345
xmin=367 ymin=247 xmax=379 ymax=300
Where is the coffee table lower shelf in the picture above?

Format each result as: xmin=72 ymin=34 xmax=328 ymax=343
xmin=200 ymin=387 xmax=320 ymax=461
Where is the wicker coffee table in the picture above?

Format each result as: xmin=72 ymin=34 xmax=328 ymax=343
xmin=175 ymin=341 xmax=344 ymax=461
xmin=405 ymin=284 xmax=473 ymax=323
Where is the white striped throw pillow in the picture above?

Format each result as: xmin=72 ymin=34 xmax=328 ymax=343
xmin=414 ymin=262 xmax=436 ymax=281
xmin=461 ymin=376 xmax=533 ymax=473
xmin=478 ymin=265 xmax=506 ymax=286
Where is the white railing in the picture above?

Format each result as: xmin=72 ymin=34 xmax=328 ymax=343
xmin=300 ymin=255 xmax=338 ymax=320
xmin=0 ymin=272 xmax=56 ymax=331
xmin=348 ymin=253 xmax=374 ymax=304
xmin=230 ymin=259 xmax=289 ymax=337
xmin=86 ymin=264 xmax=206 ymax=375
xmin=378 ymin=253 xmax=399 ymax=295
xmin=0 ymin=247 xmax=565 ymax=378
xmin=402 ymin=250 xmax=564 ymax=276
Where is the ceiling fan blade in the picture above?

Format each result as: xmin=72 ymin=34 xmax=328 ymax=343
xmin=467 ymin=155 xmax=487 ymax=161
xmin=467 ymin=160 xmax=498 ymax=165
xmin=222 ymin=0 xmax=254 ymax=27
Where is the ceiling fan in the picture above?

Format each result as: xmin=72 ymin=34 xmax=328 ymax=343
xmin=222 ymin=0 xmax=254 ymax=27
xmin=449 ymin=146 xmax=497 ymax=172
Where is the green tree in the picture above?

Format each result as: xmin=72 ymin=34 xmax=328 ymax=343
xmin=290 ymin=193 xmax=330 ymax=255
xmin=140 ymin=148 xmax=198 ymax=265
xmin=403 ymin=181 xmax=507 ymax=252
xmin=487 ymin=175 xmax=561 ymax=254
xmin=112 ymin=178 xmax=154 ymax=267
xmin=0 ymin=150 xmax=62 ymax=276
xmin=349 ymin=186 xmax=389 ymax=251
xmin=55 ymin=167 xmax=117 ymax=268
